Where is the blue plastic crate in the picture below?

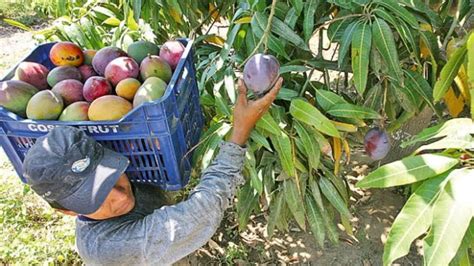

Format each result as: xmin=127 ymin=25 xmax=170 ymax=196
xmin=0 ymin=39 xmax=203 ymax=191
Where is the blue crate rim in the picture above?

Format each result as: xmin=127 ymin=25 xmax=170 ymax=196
xmin=0 ymin=38 xmax=194 ymax=126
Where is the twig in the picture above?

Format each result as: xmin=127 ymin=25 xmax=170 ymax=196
xmin=442 ymin=0 xmax=462 ymax=49
xmin=238 ymin=0 xmax=278 ymax=68
xmin=190 ymin=0 xmax=227 ymax=39
xmin=311 ymin=14 xmax=363 ymax=40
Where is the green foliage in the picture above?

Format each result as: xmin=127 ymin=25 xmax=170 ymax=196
xmin=357 ymin=118 xmax=474 ymax=265
xmin=6 ymin=0 xmax=473 ymax=262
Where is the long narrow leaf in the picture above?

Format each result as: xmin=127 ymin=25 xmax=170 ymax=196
xmin=351 ymin=21 xmax=372 ymax=95
xmin=290 ymin=99 xmax=341 ymax=138
xmin=372 ymin=17 xmax=403 ymax=83
xmin=338 ymin=20 xmax=360 ymax=68
xmin=255 ymin=12 xmax=309 ymax=51
xmin=468 ymin=33 xmax=474 ymax=86
xmin=424 ymin=169 xmax=474 ymax=266
xmin=327 ymin=103 xmax=382 ymax=119
xmin=433 ymin=45 xmax=468 ymax=102
xmin=373 ymin=0 xmax=418 ymax=28
xmin=305 ymin=194 xmax=325 ymax=247
xmin=383 ymin=173 xmax=449 ymax=266
xmin=404 ymin=70 xmax=436 ymax=112
xmin=267 ymin=191 xmax=286 ymax=237
xmin=319 ymin=177 xmax=352 ymax=220
xmin=284 ymin=179 xmax=306 ymax=230
xmin=271 ymin=132 xmax=296 ymax=178
xmin=303 ymin=0 xmax=318 ymax=42
xmin=401 ymin=118 xmax=474 ymax=148
xmin=356 ymin=154 xmax=459 ymax=188
xmin=294 ymin=122 xmax=320 ymax=171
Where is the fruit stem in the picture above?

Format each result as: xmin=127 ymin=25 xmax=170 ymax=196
xmin=238 ymin=0 xmax=277 ymax=68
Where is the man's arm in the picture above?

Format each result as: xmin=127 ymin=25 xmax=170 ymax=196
xmin=140 ymin=78 xmax=282 ymax=264
xmin=80 ymin=78 xmax=283 ymax=265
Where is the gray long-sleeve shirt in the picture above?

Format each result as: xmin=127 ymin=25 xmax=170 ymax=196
xmin=75 ymin=141 xmax=246 ymax=265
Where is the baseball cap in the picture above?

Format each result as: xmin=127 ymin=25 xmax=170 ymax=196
xmin=22 ymin=126 xmax=130 ymax=215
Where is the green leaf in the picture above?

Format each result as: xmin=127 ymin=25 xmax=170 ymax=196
xmin=322 ymin=167 xmax=349 ymax=204
xmin=251 ymin=14 xmax=289 ymax=59
xmin=224 ymin=68 xmax=236 ymax=104
xmin=315 ymin=89 xmax=348 ymax=111
xmin=305 ymin=194 xmax=325 ymax=247
xmin=250 ymin=130 xmax=272 ymax=151
xmin=255 ymin=12 xmax=310 ymax=51
xmin=276 ymin=88 xmax=299 ymax=101
xmin=356 ymin=154 xmax=459 ymax=188
xmin=424 ymin=169 xmax=474 ymax=266
xmin=303 ymin=0 xmax=318 ymax=42
xmin=294 ymin=122 xmax=320 ymax=171
xmin=102 ymin=17 xmax=121 ymax=26
xmin=2 ymin=19 xmax=32 ymax=31
xmin=420 ymin=30 xmax=441 ymax=62
xmin=279 ymin=65 xmax=309 ymax=74
xmin=126 ymin=10 xmax=139 ymax=30
xmin=283 ymin=179 xmax=306 ymax=230
xmin=267 ymin=191 xmax=286 ymax=237
xmin=373 ymin=0 xmax=418 ymax=28
xmin=338 ymin=20 xmax=360 ymax=68
xmin=468 ymin=33 xmax=474 ymax=86
xmin=284 ymin=8 xmax=299 ymax=29
xmin=290 ymin=99 xmax=341 ymax=138
xmin=372 ymin=17 xmax=403 ymax=83
xmin=403 ymin=70 xmax=436 ymax=112
xmin=319 ymin=177 xmax=352 ymax=220
xmin=351 ymin=21 xmax=372 ymax=95
xmin=383 ymin=173 xmax=449 ymax=266
xmin=327 ymin=103 xmax=382 ymax=119
xmin=309 ymin=177 xmax=340 ymax=243
xmin=416 ymin=134 xmax=474 ymax=153
xmin=450 ymin=220 xmax=474 ymax=266
xmin=256 ymin=112 xmax=281 ymax=136
xmin=401 ymin=118 xmax=474 ymax=148
xmin=433 ymin=45 xmax=468 ymax=102
xmin=271 ymin=132 xmax=296 ymax=178
xmin=290 ymin=0 xmax=303 ymax=14
xmin=237 ymin=182 xmax=259 ymax=231
xmin=393 ymin=82 xmax=419 ymax=113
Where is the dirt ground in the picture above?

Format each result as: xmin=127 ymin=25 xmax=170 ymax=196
xmin=0 ymin=25 xmax=422 ymax=265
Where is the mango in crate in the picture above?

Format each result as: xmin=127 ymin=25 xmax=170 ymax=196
xmin=51 ymin=79 xmax=84 ymax=106
xmin=59 ymin=101 xmax=90 ymax=121
xmin=140 ymin=55 xmax=172 ymax=83
xmin=26 ymin=90 xmax=64 ymax=120
xmin=133 ymin=77 xmax=167 ymax=108
xmin=49 ymin=42 xmax=84 ymax=67
xmin=78 ymin=65 xmax=98 ymax=81
xmin=47 ymin=66 xmax=82 ymax=87
xmin=92 ymin=46 xmax=127 ymax=76
xmin=14 ymin=62 xmax=49 ymax=90
xmin=88 ymin=95 xmax=132 ymax=121
xmin=116 ymin=78 xmax=141 ymax=101
xmin=83 ymin=76 xmax=112 ymax=102
xmin=104 ymin=57 xmax=140 ymax=86
xmin=159 ymin=40 xmax=185 ymax=70
xmin=0 ymin=80 xmax=38 ymax=117
xmin=127 ymin=41 xmax=159 ymax=64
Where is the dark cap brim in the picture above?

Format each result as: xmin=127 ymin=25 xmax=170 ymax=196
xmin=57 ymin=148 xmax=129 ymax=215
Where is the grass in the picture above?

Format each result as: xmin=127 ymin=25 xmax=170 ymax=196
xmin=0 ymin=150 xmax=82 ymax=264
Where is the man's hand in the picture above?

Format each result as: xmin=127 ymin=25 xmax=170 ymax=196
xmin=230 ymin=77 xmax=283 ymax=146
